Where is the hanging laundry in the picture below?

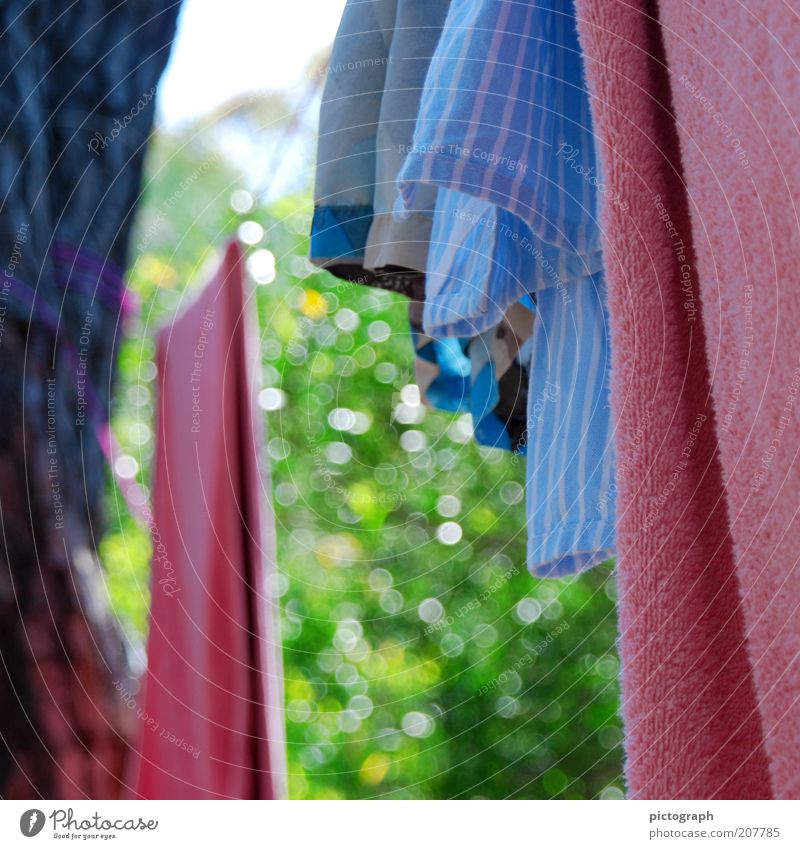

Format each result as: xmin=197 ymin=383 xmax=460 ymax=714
xmin=399 ymin=0 xmax=616 ymax=577
xmin=397 ymin=0 xmax=603 ymax=266
xmin=311 ymin=0 xmax=450 ymax=290
xmin=574 ymin=0 xmax=781 ymax=798
xmin=425 ymin=191 xmax=536 ymax=339
xmin=310 ymin=0 xmax=528 ymax=453
xmin=130 ymin=243 xmax=286 ymax=799
xmin=411 ymin=299 xmax=533 ymax=452
xmin=525 ymin=274 xmax=614 ymax=576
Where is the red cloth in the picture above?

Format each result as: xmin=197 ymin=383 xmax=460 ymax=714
xmin=575 ymin=0 xmax=800 ymax=798
xmin=658 ymin=0 xmax=800 ymax=799
xmin=130 ymin=242 xmax=286 ymax=799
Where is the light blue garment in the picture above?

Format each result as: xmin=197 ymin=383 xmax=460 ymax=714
xmin=526 ymin=273 xmax=615 ymax=577
xmin=399 ymin=0 xmax=617 ymax=577
xmin=397 ymin=0 xmax=604 ymax=264
xmin=310 ymin=0 xmax=532 ymax=454
xmin=311 ymin=0 xmax=451 ymax=274
xmin=425 ymin=188 xmax=598 ymax=339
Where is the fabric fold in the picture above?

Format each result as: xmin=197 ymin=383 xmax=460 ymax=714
xmin=574 ymin=0 xmax=772 ymax=798
xmin=402 ymin=0 xmax=616 ymax=578
xmin=658 ymin=0 xmax=800 ymax=800
xmin=131 ymin=242 xmax=286 ymax=799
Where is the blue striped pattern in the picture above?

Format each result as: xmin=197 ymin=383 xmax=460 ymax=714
xmin=309 ymin=0 xmax=533 ymax=454
xmin=526 ymin=274 xmax=615 ymax=577
xmin=397 ymin=0 xmax=603 ymax=260
xmin=425 ymin=188 xmax=598 ymax=338
xmin=424 ymin=190 xmax=531 ymax=338
xmin=398 ymin=0 xmax=616 ymax=577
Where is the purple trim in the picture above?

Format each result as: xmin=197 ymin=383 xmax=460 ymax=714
xmin=51 ymin=240 xmax=138 ymax=319
xmin=3 ymin=278 xmax=148 ymax=523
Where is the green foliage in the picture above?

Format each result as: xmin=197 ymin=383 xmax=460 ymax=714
xmin=102 ymin=137 xmax=625 ymax=799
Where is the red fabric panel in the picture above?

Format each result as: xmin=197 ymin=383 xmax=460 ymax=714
xmin=130 ymin=242 xmax=286 ymax=799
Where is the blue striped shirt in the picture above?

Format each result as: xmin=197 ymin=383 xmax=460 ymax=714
xmin=398 ymin=0 xmax=616 ymax=577
xmin=397 ymin=0 xmax=603 ymax=260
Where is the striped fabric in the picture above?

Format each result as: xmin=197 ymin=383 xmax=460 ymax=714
xmin=397 ymin=0 xmax=604 ymax=262
xmin=424 ymin=190 xmax=532 ymax=338
xmin=310 ymin=0 xmax=532 ymax=454
xmin=425 ymin=188 xmax=597 ymax=339
xmin=399 ymin=0 xmax=616 ymax=577
xmin=526 ymin=274 xmax=615 ymax=577
xmin=310 ymin=0 xmax=450 ymax=279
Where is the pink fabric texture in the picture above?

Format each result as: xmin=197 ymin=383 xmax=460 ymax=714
xmin=574 ymin=0 xmax=775 ymax=798
xmin=659 ymin=0 xmax=800 ymax=800
xmin=130 ymin=241 xmax=286 ymax=799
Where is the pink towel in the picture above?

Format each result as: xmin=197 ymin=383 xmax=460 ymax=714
xmin=129 ymin=242 xmax=286 ymax=799
xmin=574 ymin=0 xmax=773 ymax=798
xmin=658 ymin=0 xmax=800 ymax=800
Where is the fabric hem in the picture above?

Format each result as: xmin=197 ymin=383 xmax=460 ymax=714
xmin=364 ymin=210 xmax=432 ymax=273
xmin=398 ymin=151 xmax=601 ymax=256
xmin=527 ymin=517 xmax=616 ymax=579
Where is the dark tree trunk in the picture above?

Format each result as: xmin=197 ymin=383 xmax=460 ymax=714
xmin=0 ymin=0 xmax=180 ymax=798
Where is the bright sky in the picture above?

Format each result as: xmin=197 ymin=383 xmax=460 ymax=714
xmin=157 ymin=0 xmax=346 ymax=128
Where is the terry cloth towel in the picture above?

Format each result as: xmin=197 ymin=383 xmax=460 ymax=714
xmin=424 ymin=193 xmax=616 ymax=577
xmin=574 ymin=0 xmax=773 ymax=798
xmin=310 ymin=0 xmax=450 ymax=285
xmin=658 ymin=0 xmax=800 ymax=799
xmin=406 ymin=0 xmax=616 ymax=577
xmin=130 ymin=242 xmax=286 ymax=799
